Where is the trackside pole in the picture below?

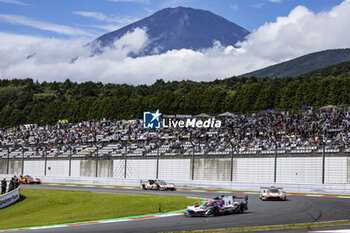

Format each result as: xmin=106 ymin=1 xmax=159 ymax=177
xmin=274 ymin=142 xmax=277 ymax=183
xmin=322 ymin=141 xmax=325 ymax=184
xmin=44 ymin=149 xmax=47 ymax=176
xmin=21 ymin=147 xmax=24 ymax=175
xmin=156 ymin=143 xmax=159 ymax=179
xmin=6 ymin=147 xmax=9 ymax=174
xmin=191 ymin=142 xmax=195 ymax=180
xmin=69 ymin=147 xmax=72 ymax=177
xmin=95 ymin=146 xmax=99 ymax=178
xmin=230 ymin=142 xmax=234 ymax=182
xmin=124 ymin=144 xmax=127 ymax=179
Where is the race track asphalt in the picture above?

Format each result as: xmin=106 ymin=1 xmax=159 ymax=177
xmin=15 ymin=184 xmax=350 ymax=233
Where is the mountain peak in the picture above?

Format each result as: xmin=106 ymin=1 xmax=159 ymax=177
xmin=92 ymin=6 xmax=249 ymax=56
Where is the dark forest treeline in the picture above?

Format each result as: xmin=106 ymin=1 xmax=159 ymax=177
xmin=1 ymin=61 xmax=350 ymax=127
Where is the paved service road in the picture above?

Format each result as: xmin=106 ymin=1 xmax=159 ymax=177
xmin=17 ymin=184 xmax=350 ymax=233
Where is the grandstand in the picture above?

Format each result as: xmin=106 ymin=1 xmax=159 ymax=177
xmin=0 ymin=107 xmax=349 ymax=159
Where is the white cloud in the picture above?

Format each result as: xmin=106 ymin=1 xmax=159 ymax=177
xmin=73 ymin=11 xmax=110 ymax=22
xmin=0 ymin=14 xmax=94 ymax=37
xmin=269 ymin=0 xmax=282 ymax=3
xmin=89 ymin=24 xmax=121 ymax=31
xmin=237 ymin=0 xmax=350 ymax=63
xmin=230 ymin=4 xmax=239 ymax=11
xmin=73 ymin=11 xmax=138 ymax=32
xmin=0 ymin=0 xmax=28 ymax=5
xmin=73 ymin=11 xmax=138 ymax=24
xmin=1 ymin=0 xmax=350 ymax=84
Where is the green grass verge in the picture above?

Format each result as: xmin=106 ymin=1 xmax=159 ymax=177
xmin=0 ymin=189 xmax=202 ymax=230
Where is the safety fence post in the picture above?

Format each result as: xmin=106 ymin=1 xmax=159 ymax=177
xmin=322 ymin=140 xmax=326 ymax=184
xmin=230 ymin=142 xmax=234 ymax=182
xmin=95 ymin=144 xmax=99 ymax=178
xmin=156 ymin=142 xmax=159 ymax=179
xmin=44 ymin=147 xmax=47 ymax=176
xmin=6 ymin=147 xmax=9 ymax=175
xmin=190 ymin=141 xmax=195 ymax=180
xmin=21 ymin=146 xmax=25 ymax=175
xmin=69 ymin=146 xmax=72 ymax=177
xmin=124 ymin=142 xmax=127 ymax=179
xmin=274 ymin=142 xmax=277 ymax=183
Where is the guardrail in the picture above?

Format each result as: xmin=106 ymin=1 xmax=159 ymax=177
xmin=27 ymin=176 xmax=350 ymax=195
xmin=0 ymin=187 xmax=20 ymax=209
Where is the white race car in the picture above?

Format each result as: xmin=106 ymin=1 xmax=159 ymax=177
xmin=260 ymin=186 xmax=287 ymax=200
xmin=140 ymin=180 xmax=176 ymax=191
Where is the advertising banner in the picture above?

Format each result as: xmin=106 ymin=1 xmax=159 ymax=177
xmin=0 ymin=188 xmax=20 ymax=209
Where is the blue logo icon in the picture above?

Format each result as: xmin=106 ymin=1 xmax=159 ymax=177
xmin=143 ymin=110 xmax=162 ymax=129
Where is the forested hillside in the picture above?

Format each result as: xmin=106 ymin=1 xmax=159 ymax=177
xmin=0 ymin=61 xmax=349 ymax=127
xmin=241 ymin=49 xmax=350 ymax=78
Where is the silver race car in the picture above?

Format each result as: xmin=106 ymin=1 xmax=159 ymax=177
xmin=140 ymin=179 xmax=176 ymax=191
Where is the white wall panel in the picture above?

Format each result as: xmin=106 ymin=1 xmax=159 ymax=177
xmin=159 ymin=159 xmax=190 ymax=180
xmin=277 ymin=157 xmax=322 ymax=183
xmin=126 ymin=159 xmax=157 ymax=179
xmin=113 ymin=160 xmax=124 ymax=179
xmin=325 ymin=157 xmax=347 ymax=184
xmin=236 ymin=158 xmax=274 ymax=182
xmin=23 ymin=160 xmax=45 ymax=176
xmin=46 ymin=160 xmax=69 ymax=176
xmin=71 ymin=160 xmax=81 ymax=177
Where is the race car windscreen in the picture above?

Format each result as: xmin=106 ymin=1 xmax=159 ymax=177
xmin=203 ymin=202 xmax=214 ymax=207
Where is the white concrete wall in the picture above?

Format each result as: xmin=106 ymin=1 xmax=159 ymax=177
xmin=113 ymin=159 xmax=160 ymax=179
xmin=126 ymin=159 xmax=157 ymax=179
xmin=71 ymin=160 xmax=81 ymax=177
xmin=45 ymin=160 xmax=80 ymax=177
xmin=2 ymin=156 xmax=350 ymax=184
xmin=277 ymin=157 xmax=322 ymax=183
xmin=159 ymin=159 xmax=190 ymax=180
xmin=46 ymin=160 xmax=69 ymax=176
xmin=325 ymin=157 xmax=347 ymax=184
xmin=236 ymin=158 xmax=275 ymax=182
xmin=113 ymin=159 xmax=124 ymax=178
xmin=23 ymin=160 xmax=45 ymax=176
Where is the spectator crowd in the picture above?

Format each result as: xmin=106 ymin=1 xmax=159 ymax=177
xmin=0 ymin=108 xmax=349 ymax=157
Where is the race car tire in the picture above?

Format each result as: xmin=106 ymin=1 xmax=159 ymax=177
xmin=212 ymin=207 xmax=219 ymax=216
xmin=239 ymin=205 xmax=244 ymax=213
xmin=156 ymin=184 xmax=160 ymax=190
xmin=142 ymin=184 xmax=146 ymax=190
xmin=206 ymin=208 xmax=217 ymax=217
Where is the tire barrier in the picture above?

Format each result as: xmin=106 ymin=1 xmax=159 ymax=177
xmin=0 ymin=187 xmax=20 ymax=209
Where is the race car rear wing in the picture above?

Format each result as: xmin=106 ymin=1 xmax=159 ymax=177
xmin=260 ymin=186 xmax=283 ymax=189
xmin=219 ymin=195 xmax=248 ymax=205
xmin=233 ymin=195 xmax=249 ymax=201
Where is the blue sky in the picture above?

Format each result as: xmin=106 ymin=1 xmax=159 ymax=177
xmin=0 ymin=0 xmax=344 ymax=39
xmin=0 ymin=0 xmax=349 ymax=84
